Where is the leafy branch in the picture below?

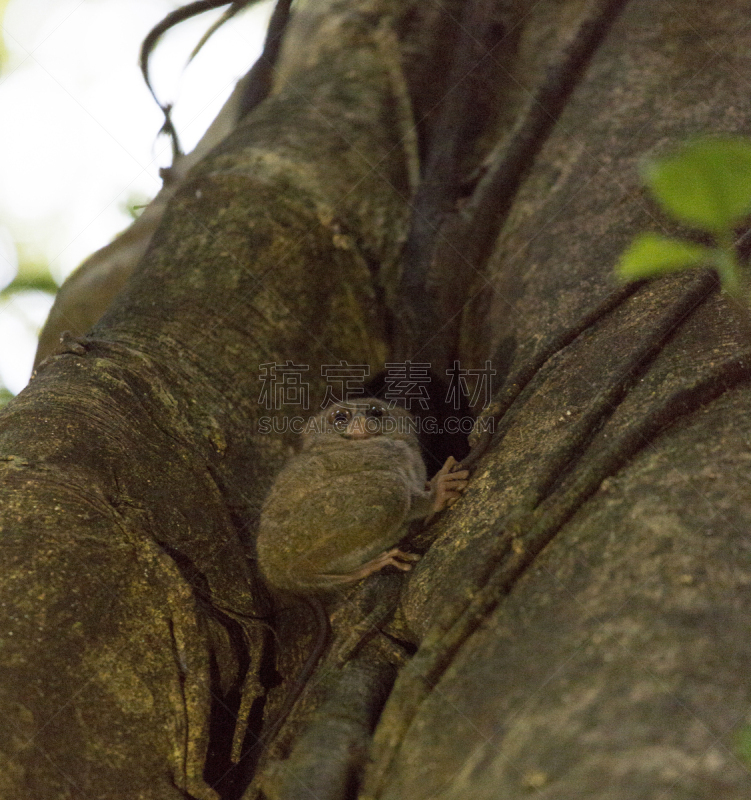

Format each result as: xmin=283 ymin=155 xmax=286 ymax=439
xmin=618 ymin=136 xmax=751 ymax=303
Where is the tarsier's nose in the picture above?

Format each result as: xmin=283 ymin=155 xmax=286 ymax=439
xmin=345 ymin=415 xmax=373 ymax=439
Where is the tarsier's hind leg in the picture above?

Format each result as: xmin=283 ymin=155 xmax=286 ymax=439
xmin=317 ymin=548 xmax=420 ymax=586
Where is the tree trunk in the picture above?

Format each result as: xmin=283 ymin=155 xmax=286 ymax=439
xmin=3 ymin=0 xmax=751 ymax=798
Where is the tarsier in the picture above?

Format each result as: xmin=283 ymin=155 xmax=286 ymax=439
xmin=251 ymin=399 xmax=470 ymax=761
xmin=257 ymin=398 xmax=470 ymax=594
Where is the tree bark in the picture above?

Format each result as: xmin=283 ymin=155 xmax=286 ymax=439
xmin=3 ymin=0 xmax=751 ymax=798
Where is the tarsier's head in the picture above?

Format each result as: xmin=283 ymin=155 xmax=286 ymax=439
xmin=302 ymin=398 xmax=418 ymax=449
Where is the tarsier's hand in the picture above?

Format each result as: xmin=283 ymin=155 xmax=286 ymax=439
xmin=429 ymin=456 xmax=470 ymax=514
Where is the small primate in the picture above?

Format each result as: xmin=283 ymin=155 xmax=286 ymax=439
xmin=250 ymin=399 xmax=469 ymax=763
xmin=257 ymin=398 xmax=469 ymax=594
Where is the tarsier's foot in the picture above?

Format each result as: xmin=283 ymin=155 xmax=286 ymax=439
xmin=320 ymin=548 xmax=420 ymax=585
xmin=430 ymin=456 xmax=470 ymax=514
xmin=349 ymin=548 xmax=421 ymax=579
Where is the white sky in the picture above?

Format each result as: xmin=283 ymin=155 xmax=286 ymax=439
xmin=0 ymin=0 xmax=272 ymax=392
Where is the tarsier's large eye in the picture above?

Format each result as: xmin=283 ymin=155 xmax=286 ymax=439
xmin=366 ymin=404 xmax=384 ymax=419
xmin=331 ymin=409 xmax=351 ymax=431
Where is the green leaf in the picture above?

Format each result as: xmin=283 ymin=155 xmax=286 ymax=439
xmin=1 ymin=274 xmax=58 ymax=295
xmin=735 ymin=725 xmax=751 ymax=768
xmin=617 ymin=233 xmax=716 ymax=280
xmin=642 ymin=136 xmax=751 ymax=232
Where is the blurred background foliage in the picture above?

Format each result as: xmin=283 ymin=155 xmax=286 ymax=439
xmin=0 ymin=0 xmax=271 ymax=405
